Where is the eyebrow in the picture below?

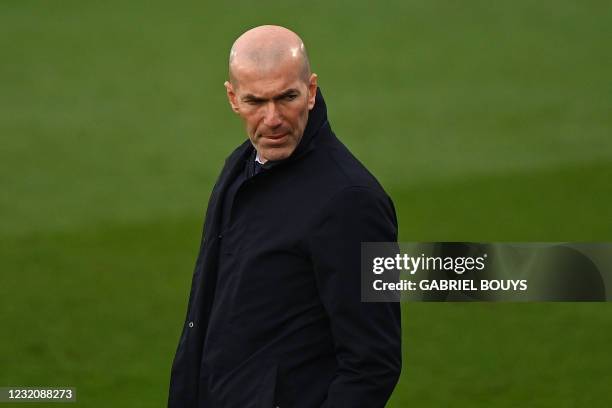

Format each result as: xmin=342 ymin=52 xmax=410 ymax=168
xmin=241 ymin=88 xmax=301 ymax=103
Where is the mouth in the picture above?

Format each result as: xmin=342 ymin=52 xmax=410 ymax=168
xmin=261 ymin=133 xmax=288 ymax=145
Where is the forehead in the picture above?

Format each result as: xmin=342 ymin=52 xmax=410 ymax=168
xmin=232 ymin=57 xmax=304 ymax=97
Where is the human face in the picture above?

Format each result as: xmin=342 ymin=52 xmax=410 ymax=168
xmin=225 ymin=59 xmax=317 ymax=162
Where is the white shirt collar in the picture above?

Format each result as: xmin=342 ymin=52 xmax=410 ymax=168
xmin=255 ymin=151 xmax=266 ymax=165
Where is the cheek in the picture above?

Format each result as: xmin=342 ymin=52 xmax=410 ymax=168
xmin=241 ymin=111 xmax=262 ymax=134
xmin=296 ymin=108 xmax=309 ymax=130
xmin=287 ymin=106 xmax=308 ymax=129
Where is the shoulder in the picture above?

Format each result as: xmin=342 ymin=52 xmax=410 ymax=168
xmin=213 ymin=140 xmax=252 ymax=178
xmin=305 ymin=185 xmax=398 ymax=245
xmin=308 ymin=132 xmax=390 ymax=198
xmin=224 ymin=140 xmax=252 ymax=165
xmin=299 ymin=133 xmax=397 ymax=226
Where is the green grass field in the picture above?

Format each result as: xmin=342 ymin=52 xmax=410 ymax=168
xmin=1 ymin=1 xmax=611 ymax=406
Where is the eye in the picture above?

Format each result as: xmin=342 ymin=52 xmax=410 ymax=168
xmin=284 ymin=93 xmax=297 ymax=101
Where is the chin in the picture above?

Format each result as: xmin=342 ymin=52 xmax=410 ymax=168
xmin=259 ymin=146 xmax=295 ymax=162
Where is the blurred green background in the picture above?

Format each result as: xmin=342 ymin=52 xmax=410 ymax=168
xmin=1 ymin=1 xmax=611 ymax=406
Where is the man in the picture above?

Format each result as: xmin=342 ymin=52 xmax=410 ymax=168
xmin=168 ymin=25 xmax=401 ymax=408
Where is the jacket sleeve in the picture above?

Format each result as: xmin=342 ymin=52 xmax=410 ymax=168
xmin=306 ymin=186 xmax=402 ymax=408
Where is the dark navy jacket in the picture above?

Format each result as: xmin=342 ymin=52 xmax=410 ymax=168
xmin=168 ymin=89 xmax=401 ymax=408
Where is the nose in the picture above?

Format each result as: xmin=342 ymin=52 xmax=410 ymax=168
xmin=262 ymin=101 xmax=282 ymax=128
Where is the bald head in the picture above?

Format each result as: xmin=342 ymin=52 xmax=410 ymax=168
xmin=228 ymin=25 xmax=311 ymax=87
xmin=224 ymin=26 xmax=318 ymax=163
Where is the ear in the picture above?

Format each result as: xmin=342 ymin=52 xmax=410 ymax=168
xmin=224 ymin=81 xmax=240 ymax=113
xmin=307 ymin=73 xmax=318 ymax=110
